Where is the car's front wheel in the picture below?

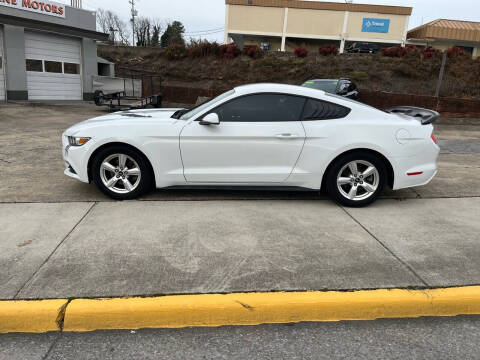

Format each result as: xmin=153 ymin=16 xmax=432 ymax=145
xmin=326 ymin=151 xmax=386 ymax=207
xmin=92 ymin=145 xmax=152 ymax=200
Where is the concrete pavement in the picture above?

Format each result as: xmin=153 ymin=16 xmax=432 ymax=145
xmin=1 ymin=198 xmax=479 ymax=300
xmin=2 ymin=316 xmax=480 ymax=360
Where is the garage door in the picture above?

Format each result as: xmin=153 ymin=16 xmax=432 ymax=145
xmin=0 ymin=28 xmax=5 ymax=101
xmin=25 ymin=32 xmax=82 ymax=100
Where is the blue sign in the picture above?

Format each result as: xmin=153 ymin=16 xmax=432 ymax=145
xmin=362 ymin=18 xmax=390 ymax=33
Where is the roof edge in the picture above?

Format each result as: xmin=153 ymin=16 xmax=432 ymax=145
xmin=225 ymin=0 xmax=412 ymax=16
xmin=0 ymin=14 xmax=109 ymax=41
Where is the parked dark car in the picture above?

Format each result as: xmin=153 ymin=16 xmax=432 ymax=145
xmin=347 ymin=42 xmax=379 ymax=54
xmin=301 ymin=79 xmax=359 ymax=100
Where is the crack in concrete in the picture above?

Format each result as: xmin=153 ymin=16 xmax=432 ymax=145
xmin=13 ymin=202 xmax=98 ymax=300
xmin=339 ymin=205 xmax=429 ymax=287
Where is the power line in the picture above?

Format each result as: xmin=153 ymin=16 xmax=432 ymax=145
xmin=184 ymin=27 xmax=224 ymax=35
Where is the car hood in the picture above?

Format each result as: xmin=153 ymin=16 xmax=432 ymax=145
xmin=64 ymin=108 xmax=184 ymax=135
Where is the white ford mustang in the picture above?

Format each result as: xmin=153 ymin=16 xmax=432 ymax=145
xmin=62 ymin=83 xmax=440 ymax=207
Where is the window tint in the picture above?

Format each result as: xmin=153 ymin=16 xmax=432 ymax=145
xmin=64 ymin=63 xmax=80 ymax=75
xmin=26 ymin=59 xmax=43 ymax=72
xmin=214 ymin=94 xmax=306 ymax=122
xmin=302 ymin=98 xmax=350 ymax=120
xmin=45 ymin=61 xmax=62 ymax=73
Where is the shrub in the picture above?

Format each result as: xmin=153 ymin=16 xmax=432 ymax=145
xmin=165 ymin=44 xmax=188 ymax=60
xmin=218 ymin=43 xmax=241 ymax=59
xmin=447 ymin=46 xmax=466 ymax=58
xmin=318 ymin=44 xmax=339 ymax=56
xmin=423 ymin=46 xmax=442 ymax=58
xmin=381 ymin=45 xmax=418 ymax=57
xmin=348 ymin=71 xmax=369 ymax=82
xmin=294 ymin=47 xmax=308 ymax=58
xmin=243 ymin=45 xmax=263 ymax=59
xmin=188 ymin=40 xmax=220 ymax=58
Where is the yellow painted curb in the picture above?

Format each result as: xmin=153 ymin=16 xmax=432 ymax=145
xmin=63 ymin=286 xmax=480 ymax=332
xmin=0 ymin=299 xmax=67 ymax=334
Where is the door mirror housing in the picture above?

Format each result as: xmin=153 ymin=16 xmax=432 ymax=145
xmin=199 ymin=113 xmax=220 ymax=125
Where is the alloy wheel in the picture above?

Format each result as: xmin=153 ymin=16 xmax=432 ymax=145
xmin=336 ymin=160 xmax=379 ymax=201
xmin=100 ymin=153 xmax=142 ymax=194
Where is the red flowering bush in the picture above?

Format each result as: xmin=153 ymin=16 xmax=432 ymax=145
xmin=294 ymin=47 xmax=308 ymax=58
xmin=218 ymin=43 xmax=241 ymax=59
xmin=423 ymin=46 xmax=442 ymax=58
xmin=243 ymin=45 xmax=263 ymax=59
xmin=188 ymin=40 xmax=220 ymax=58
xmin=381 ymin=45 xmax=419 ymax=57
xmin=447 ymin=46 xmax=466 ymax=58
xmin=318 ymin=44 xmax=339 ymax=56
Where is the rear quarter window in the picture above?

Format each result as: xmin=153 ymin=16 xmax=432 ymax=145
xmin=302 ymin=98 xmax=351 ymax=120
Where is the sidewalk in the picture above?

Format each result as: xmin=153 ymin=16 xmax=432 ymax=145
xmin=2 ymin=198 xmax=479 ymax=301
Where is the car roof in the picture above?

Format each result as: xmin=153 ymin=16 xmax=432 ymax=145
xmin=234 ymin=83 xmax=326 ymax=97
xmin=306 ymin=79 xmax=347 ymax=83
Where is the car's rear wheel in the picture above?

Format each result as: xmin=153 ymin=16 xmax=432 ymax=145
xmin=92 ymin=145 xmax=152 ymax=200
xmin=326 ymin=151 xmax=386 ymax=207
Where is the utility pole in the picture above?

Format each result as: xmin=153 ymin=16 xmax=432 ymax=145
xmin=129 ymin=0 xmax=138 ymax=46
xmin=435 ymin=50 xmax=448 ymax=98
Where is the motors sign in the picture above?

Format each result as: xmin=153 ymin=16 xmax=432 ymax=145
xmin=0 ymin=0 xmax=66 ymax=18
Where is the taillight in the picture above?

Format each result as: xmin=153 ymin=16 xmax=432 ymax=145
xmin=430 ymin=133 xmax=437 ymax=144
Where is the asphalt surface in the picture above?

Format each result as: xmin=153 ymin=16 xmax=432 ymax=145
xmin=0 ymin=104 xmax=480 ymax=202
xmin=1 ymin=316 xmax=480 ymax=360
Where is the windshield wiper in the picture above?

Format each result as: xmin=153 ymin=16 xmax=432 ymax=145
xmin=171 ymin=109 xmax=190 ymax=119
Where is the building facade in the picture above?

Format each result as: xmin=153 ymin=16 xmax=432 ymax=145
xmin=407 ymin=19 xmax=480 ymax=58
xmin=0 ymin=0 xmax=108 ymax=101
xmin=224 ymin=0 xmax=412 ymax=53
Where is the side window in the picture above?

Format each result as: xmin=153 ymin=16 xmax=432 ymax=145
xmin=212 ymin=94 xmax=306 ymax=122
xmin=348 ymin=82 xmax=357 ymax=92
xmin=26 ymin=59 xmax=43 ymax=72
xmin=44 ymin=61 xmax=62 ymax=73
xmin=338 ymin=81 xmax=349 ymax=93
xmin=64 ymin=63 xmax=80 ymax=75
xmin=302 ymin=98 xmax=351 ymax=121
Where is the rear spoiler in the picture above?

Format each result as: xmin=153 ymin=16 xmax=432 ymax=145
xmin=386 ymin=106 xmax=440 ymax=125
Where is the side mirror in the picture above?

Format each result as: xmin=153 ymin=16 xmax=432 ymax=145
xmin=199 ymin=113 xmax=220 ymax=126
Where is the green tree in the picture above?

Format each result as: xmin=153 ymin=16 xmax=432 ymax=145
xmin=151 ymin=25 xmax=161 ymax=47
xmin=161 ymin=21 xmax=185 ymax=48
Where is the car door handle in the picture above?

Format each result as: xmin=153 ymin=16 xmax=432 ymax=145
xmin=276 ymin=133 xmax=300 ymax=139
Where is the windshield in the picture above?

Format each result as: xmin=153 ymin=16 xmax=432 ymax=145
xmin=302 ymin=80 xmax=338 ymax=94
xmin=179 ymin=90 xmax=235 ymax=120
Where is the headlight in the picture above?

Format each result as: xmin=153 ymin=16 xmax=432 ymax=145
xmin=68 ymin=136 xmax=91 ymax=146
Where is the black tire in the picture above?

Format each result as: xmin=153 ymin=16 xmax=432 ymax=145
xmin=92 ymin=145 xmax=153 ymax=200
xmin=94 ymin=90 xmax=104 ymax=106
xmin=325 ymin=151 xmax=387 ymax=207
